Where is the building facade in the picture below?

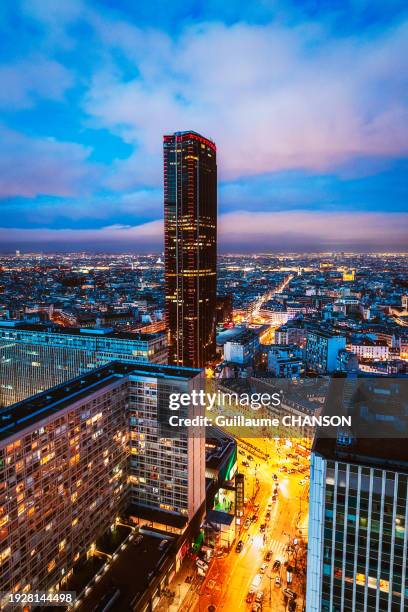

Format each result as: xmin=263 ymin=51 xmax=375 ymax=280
xmin=0 ymin=362 xmax=205 ymax=598
xmin=307 ymin=436 xmax=408 ymax=611
xmin=164 ymin=131 xmax=217 ymax=369
xmin=223 ymin=329 xmax=260 ymax=366
xmin=0 ymin=321 xmax=167 ymax=407
xmin=306 ymin=330 xmax=346 ymax=373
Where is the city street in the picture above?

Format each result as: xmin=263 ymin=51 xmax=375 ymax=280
xmin=190 ymin=436 xmax=309 ymax=612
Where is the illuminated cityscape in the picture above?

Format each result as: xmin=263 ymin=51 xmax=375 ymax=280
xmin=1 ymin=1 xmax=408 ymax=611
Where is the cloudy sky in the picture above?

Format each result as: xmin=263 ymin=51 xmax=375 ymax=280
xmin=0 ymin=0 xmax=407 ymax=252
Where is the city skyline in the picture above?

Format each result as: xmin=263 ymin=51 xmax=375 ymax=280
xmin=1 ymin=0 xmax=408 ymax=252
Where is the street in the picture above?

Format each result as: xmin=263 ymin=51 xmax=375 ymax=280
xmin=191 ymin=436 xmax=309 ymax=612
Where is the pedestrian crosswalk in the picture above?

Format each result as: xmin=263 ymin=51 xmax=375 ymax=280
xmin=266 ymin=538 xmax=287 ymax=559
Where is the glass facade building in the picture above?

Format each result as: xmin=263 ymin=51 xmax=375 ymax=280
xmin=0 ymin=321 xmax=167 ymax=407
xmin=307 ymin=446 xmax=408 ymax=611
xmin=164 ymin=131 xmax=217 ymax=368
xmin=0 ymin=362 xmax=205 ymax=598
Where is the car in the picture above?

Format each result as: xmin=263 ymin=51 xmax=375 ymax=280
xmin=238 ymin=449 xmax=245 ymax=456
xmin=246 ymin=588 xmax=255 ymax=603
xmin=242 ymin=461 xmax=250 ymax=468
xmin=259 ymin=524 xmax=266 ymax=533
xmin=247 ymin=455 xmax=254 ymax=461
xmin=299 ymin=480 xmax=305 ymax=486
xmin=265 ymin=512 xmax=271 ymax=521
xmin=273 ymin=559 xmax=281 ymax=571
xmin=251 ymin=513 xmax=258 ymax=522
xmin=255 ymin=591 xmax=264 ymax=603
xmin=259 ymin=563 xmax=268 ymax=574
xmin=235 ymin=540 xmax=244 ymax=553
xmin=273 ymin=474 xmax=277 ymax=480
xmin=251 ymin=574 xmax=262 ymax=588
xmin=252 ymin=604 xmax=261 ymax=612
xmin=283 ymin=588 xmax=297 ymax=599
xmin=264 ymin=551 xmax=272 ymax=562
xmin=289 ymin=601 xmax=297 ymax=612
xmin=273 ymin=488 xmax=278 ymax=495
xmin=271 ymin=495 xmax=277 ymax=503
xmin=244 ymin=518 xmax=251 ymax=529
xmin=275 ymin=576 xmax=281 ymax=587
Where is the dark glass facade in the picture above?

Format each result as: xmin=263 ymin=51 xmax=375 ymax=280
xmin=164 ymin=131 xmax=217 ymax=368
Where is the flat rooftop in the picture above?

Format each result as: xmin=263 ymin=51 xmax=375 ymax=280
xmin=76 ymin=528 xmax=176 ymax=612
xmin=0 ymin=320 xmax=165 ymax=342
xmin=0 ymin=361 xmax=201 ymax=442
xmin=313 ymin=376 xmax=408 ymax=471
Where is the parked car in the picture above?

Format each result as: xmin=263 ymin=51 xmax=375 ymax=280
xmin=259 ymin=563 xmax=268 ymax=574
xmin=264 ymin=551 xmax=272 ymax=562
xmin=273 ymin=559 xmax=281 ymax=571
xmin=235 ymin=540 xmax=244 ymax=553
xmin=265 ymin=511 xmax=271 ymax=521
xmin=242 ymin=461 xmax=250 ymax=468
xmin=275 ymin=576 xmax=281 ymax=587
xmin=260 ymin=524 xmax=266 ymax=533
xmin=273 ymin=474 xmax=277 ymax=480
xmin=247 ymin=455 xmax=254 ymax=461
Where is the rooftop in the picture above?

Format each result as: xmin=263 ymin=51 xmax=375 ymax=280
xmin=0 ymin=361 xmax=202 ymax=442
xmin=313 ymin=376 xmax=408 ymax=471
xmin=0 ymin=320 xmax=165 ymax=342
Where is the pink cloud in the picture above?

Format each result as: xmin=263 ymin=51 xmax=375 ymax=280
xmin=0 ymin=127 xmax=99 ymax=198
xmin=0 ymin=212 xmax=406 ymax=251
xmin=82 ymin=19 xmax=408 ymax=188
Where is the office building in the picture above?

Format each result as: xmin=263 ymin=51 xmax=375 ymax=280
xmin=267 ymin=344 xmax=304 ymax=378
xmin=0 ymin=320 xmax=167 ymax=407
xmin=164 ymin=131 xmax=217 ymax=368
xmin=0 ymin=361 xmax=205 ymax=597
xmin=306 ymin=329 xmax=346 ymax=373
xmin=223 ymin=329 xmax=260 ymax=366
xmin=307 ymin=381 xmax=408 ymax=611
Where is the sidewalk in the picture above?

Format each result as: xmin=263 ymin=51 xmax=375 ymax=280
xmin=156 ymin=557 xmax=199 ymax=612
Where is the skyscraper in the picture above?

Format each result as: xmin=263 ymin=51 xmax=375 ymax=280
xmin=164 ymin=131 xmax=217 ymax=368
xmin=307 ymin=380 xmax=408 ymax=611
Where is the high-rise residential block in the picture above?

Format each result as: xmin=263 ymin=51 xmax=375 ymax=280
xmin=0 ymin=361 xmax=205 ymax=596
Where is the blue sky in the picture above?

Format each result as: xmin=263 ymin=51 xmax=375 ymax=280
xmin=0 ymin=0 xmax=407 ymax=251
